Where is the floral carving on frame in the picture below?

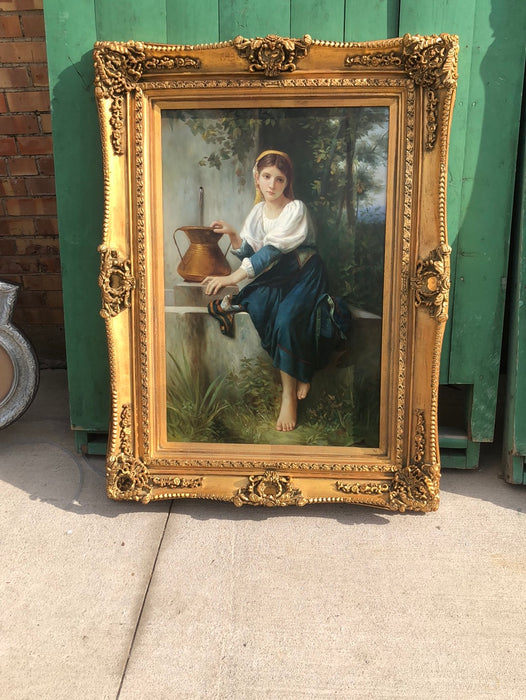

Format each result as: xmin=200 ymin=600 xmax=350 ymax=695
xmin=98 ymin=245 xmax=135 ymax=319
xmin=232 ymin=471 xmax=308 ymax=507
xmin=233 ymin=34 xmax=313 ymax=77
xmin=412 ymin=244 xmax=452 ymax=322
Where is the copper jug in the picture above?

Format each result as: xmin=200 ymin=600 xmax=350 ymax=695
xmin=173 ymin=226 xmax=231 ymax=283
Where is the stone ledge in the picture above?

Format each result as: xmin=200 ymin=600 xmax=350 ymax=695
xmin=165 ymin=282 xmax=239 ymax=308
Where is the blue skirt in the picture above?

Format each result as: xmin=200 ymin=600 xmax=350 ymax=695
xmin=233 ymin=250 xmax=350 ymax=384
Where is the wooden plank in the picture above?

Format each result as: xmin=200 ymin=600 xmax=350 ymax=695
xmin=219 ymin=0 xmax=290 ymax=41
xmin=398 ymin=0 xmax=478 ymax=384
xmin=344 ymin=0 xmax=400 ymax=41
xmin=510 ymin=125 xmax=526 ymax=454
xmin=44 ymin=1 xmax=172 ymax=436
xmin=166 ymin=0 xmax=220 ymax=45
xmin=503 ymin=94 xmax=526 ymax=480
xmin=447 ymin=0 xmax=526 ymax=440
xmin=94 ymin=0 xmax=167 ymax=43
xmin=43 ymin=0 xmax=109 ymax=431
xmin=291 ymin=0 xmax=345 ymax=42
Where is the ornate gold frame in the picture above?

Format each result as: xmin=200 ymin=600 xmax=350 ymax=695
xmin=94 ymin=33 xmax=457 ymax=511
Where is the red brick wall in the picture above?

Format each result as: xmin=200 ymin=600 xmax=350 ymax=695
xmin=0 ymin=0 xmax=64 ymax=366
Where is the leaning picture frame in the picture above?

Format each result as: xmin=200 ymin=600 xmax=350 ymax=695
xmin=93 ymin=33 xmax=458 ymax=511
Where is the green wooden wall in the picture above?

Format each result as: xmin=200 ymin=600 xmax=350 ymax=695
xmin=503 ymin=100 xmax=526 ymax=483
xmin=43 ymin=0 xmax=526 ymax=455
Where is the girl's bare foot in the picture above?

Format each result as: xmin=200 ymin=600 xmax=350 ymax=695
xmin=276 ymin=392 xmax=297 ymax=431
xmin=277 ymin=371 xmax=297 ymax=431
xmin=297 ymin=381 xmax=310 ymax=400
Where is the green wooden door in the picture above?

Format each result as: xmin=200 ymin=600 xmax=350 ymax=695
xmin=503 ymin=102 xmax=526 ymax=484
xmin=43 ymin=0 xmax=526 ymax=460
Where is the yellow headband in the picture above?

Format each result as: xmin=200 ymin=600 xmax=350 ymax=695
xmin=255 ymin=150 xmax=292 ymax=166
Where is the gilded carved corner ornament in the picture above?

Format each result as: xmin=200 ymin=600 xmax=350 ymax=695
xmin=232 ymin=471 xmax=308 ymax=507
xmin=107 ymin=452 xmax=153 ymax=503
xmin=98 ymin=245 xmax=135 ymax=319
xmin=93 ymin=41 xmax=201 ymax=154
xmin=388 ymin=462 xmax=440 ymax=512
xmin=107 ymin=403 xmax=152 ymax=502
xmin=411 ymin=243 xmax=451 ymax=322
xmin=233 ymin=34 xmax=312 ymax=77
xmin=334 ymin=410 xmax=437 ymax=512
xmin=345 ymin=33 xmax=458 ymax=150
xmin=402 ymin=34 xmax=458 ymax=150
xmin=388 ymin=408 xmax=440 ymax=512
xmin=106 ymin=404 xmax=205 ymax=502
xmin=401 ymin=34 xmax=458 ymax=91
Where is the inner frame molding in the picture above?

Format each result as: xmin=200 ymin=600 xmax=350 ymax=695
xmin=94 ymin=33 xmax=458 ymax=511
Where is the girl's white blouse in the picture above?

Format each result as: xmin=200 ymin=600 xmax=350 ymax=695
xmin=240 ymin=200 xmax=315 ymax=253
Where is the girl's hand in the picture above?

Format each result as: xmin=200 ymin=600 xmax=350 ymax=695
xmin=210 ymin=220 xmax=234 ymax=235
xmin=203 ymin=275 xmax=230 ymax=296
xmin=203 ymin=267 xmax=248 ymax=296
xmin=210 ymin=220 xmax=242 ymax=250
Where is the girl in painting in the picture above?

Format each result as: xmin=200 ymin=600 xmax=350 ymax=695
xmin=203 ymin=149 xmax=350 ymax=432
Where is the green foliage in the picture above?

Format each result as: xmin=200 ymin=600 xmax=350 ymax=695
xmin=339 ymin=221 xmax=385 ymax=315
xmin=166 ymin=109 xmax=260 ymax=187
xmin=303 ymin=367 xmax=355 ymax=446
xmin=352 ymin=371 xmax=381 ymax=447
xmin=165 ymin=354 xmax=376 ymax=447
xmin=166 ymin=351 xmax=228 ymax=442
xmin=215 ymin=357 xmax=281 ymax=443
xmin=232 ymin=356 xmax=281 ymax=418
xmin=214 ymin=358 xmax=360 ymax=447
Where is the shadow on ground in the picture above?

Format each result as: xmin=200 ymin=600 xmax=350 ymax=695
xmin=440 ymin=442 xmax=525 ymax=514
xmin=2 ymin=370 xmax=523 ymax=521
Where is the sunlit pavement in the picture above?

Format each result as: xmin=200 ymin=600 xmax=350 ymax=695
xmin=1 ymin=370 xmax=525 ymax=699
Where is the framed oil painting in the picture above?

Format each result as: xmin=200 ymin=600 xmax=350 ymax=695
xmin=94 ymin=33 xmax=458 ymax=511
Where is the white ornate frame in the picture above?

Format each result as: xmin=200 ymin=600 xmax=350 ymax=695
xmin=94 ymin=33 xmax=458 ymax=511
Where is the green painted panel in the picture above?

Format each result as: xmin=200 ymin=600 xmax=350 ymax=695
xmin=503 ymin=99 xmax=526 ymax=475
xmin=511 ymin=125 xmax=526 ymax=454
xmin=447 ymin=0 xmax=525 ymax=440
xmin=345 ymin=0 xmax=400 ymax=41
xmin=398 ymin=0 xmax=478 ymax=383
xmin=94 ymin=0 xmax=167 ymax=43
xmin=43 ymin=0 xmax=109 ymax=431
xmin=166 ymin=1 xmax=220 ymax=44
xmin=291 ymin=0 xmax=345 ymax=41
xmin=219 ymin=0 xmax=290 ymax=41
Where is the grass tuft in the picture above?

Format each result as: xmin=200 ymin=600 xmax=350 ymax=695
xmin=166 ymin=351 xmax=228 ymax=442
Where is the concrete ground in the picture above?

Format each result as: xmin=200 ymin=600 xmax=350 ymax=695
xmin=1 ymin=370 xmax=526 ymax=700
